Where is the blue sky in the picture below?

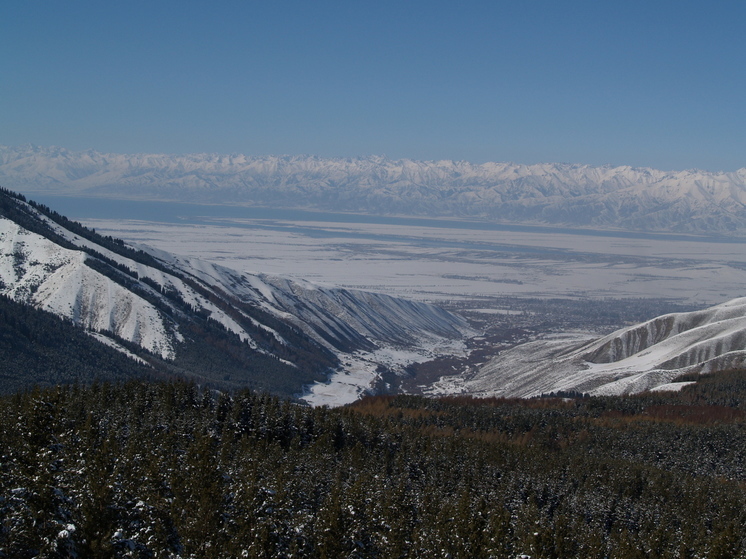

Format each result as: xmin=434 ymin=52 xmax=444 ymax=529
xmin=2 ymin=1 xmax=744 ymax=171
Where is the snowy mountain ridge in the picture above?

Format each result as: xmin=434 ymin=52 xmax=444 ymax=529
xmin=432 ymin=297 xmax=746 ymax=398
xmin=3 ymin=145 xmax=746 ymax=233
xmin=0 ymin=189 xmax=471 ymax=401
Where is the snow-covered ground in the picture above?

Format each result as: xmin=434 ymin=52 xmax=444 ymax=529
xmin=0 ymin=219 xmax=178 ymax=359
xmin=648 ymin=381 xmax=697 ymax=392
xmin=302 ymin=337 xmax=470 ymax=407
xmin=80 ymin=216 xmax=746 ymax=306
xmin=70 ymin=214 xmax=746 ymax=402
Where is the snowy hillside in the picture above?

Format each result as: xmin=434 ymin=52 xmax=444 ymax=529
xmin=0 ymin=189 xmax=471 ymax=401
xmin=432 ymin=297 xmax=746 ymax=398
xmin=2 ymin=145 xmax=746 ymax=233
xmin=0 ymin=219 xmax=178 ymax=359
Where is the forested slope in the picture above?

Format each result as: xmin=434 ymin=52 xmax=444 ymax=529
xmin=2 ymin=374 xmax=746 ymax=558
xmin=0 ymin=294 xmax=158 ymax=394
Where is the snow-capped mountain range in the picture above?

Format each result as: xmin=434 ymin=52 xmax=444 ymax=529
xmin=2 ymin=145 xmax=746 ymax=234
xmin=0 ymin=189 xmax=470 ymax=401
xmin=433 ymin=297 xmax=746 ymax=398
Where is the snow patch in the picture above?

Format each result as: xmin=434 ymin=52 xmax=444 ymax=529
xmin=647 ymin=381 xmax=697 ymax=393
xmin=302 ymin=336 xmax=469 ymax=407
xmin=87 ymin=331 xmax=150 ymax=366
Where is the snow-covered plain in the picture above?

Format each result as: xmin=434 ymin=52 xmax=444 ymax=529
xmin=80 ymin=215 xmax=746 ymax=306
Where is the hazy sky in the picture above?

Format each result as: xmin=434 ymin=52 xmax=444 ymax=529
xmin=2 ymin=1 xmax=744 ymax=171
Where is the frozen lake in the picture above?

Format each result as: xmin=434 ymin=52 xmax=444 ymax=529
xmin=38 ymin=196 xmax=746 ymax=307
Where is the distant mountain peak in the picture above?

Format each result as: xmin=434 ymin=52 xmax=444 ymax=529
xmin=2 ymin=145 xmax=745 ymax=234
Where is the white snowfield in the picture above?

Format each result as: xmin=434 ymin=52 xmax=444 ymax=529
xmin=432 ymin=298 xmax=746 ymax=398
xmin=0 ymin=204 xmax=472 ymax=403
xmin=3 ymin=145 xmax=746 ymax=233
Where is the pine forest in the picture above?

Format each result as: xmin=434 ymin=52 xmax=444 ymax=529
xmin=2 ymin=373 xmax=746 ymax=558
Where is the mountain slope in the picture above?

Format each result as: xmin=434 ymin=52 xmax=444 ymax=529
xmin=0 ymin=189 xmax=471 ymax=399
xmin=433 ymin=297 xmax=746 ymax=398
xmin=0 ymin=293 xmax=159 ymax=395
xmin=2 ymin=145 xmax=746 ymax=233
